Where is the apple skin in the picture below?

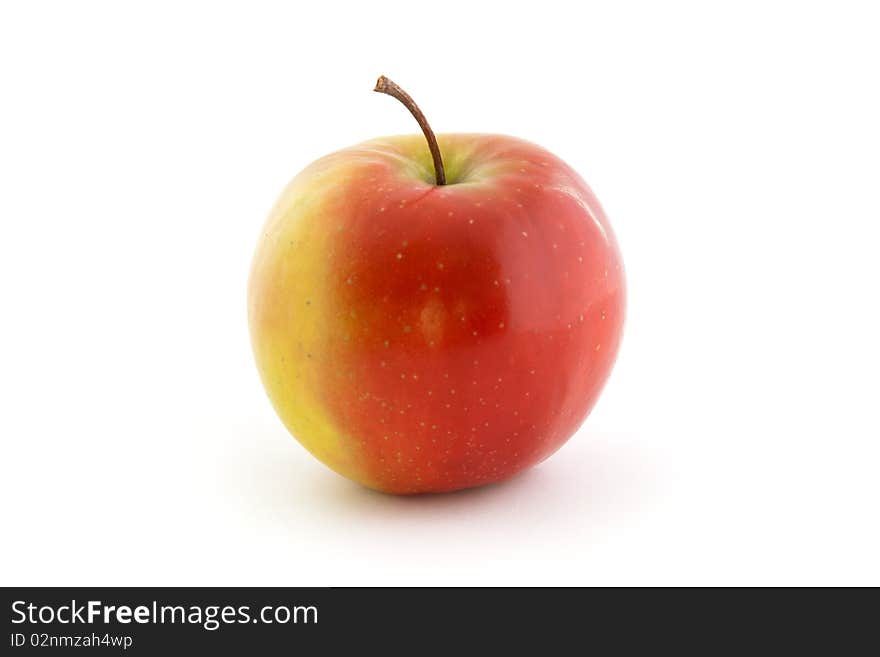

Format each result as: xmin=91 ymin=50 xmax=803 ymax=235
xmin=248 ymin=134 xmax=625 ymax=494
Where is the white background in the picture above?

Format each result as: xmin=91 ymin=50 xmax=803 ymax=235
xmin=2 ymin=1 xmax=878 ymax=586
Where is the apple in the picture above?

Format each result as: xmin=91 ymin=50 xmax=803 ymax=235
xmin=248 ymin=77 xmax=625 ymax=494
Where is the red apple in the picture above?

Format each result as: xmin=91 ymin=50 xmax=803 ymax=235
xmin=248 ymin=77 xmax=625 ymax=494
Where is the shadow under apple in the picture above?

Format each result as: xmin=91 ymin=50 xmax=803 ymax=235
xmin=220 ymin=418 xmax=658 ymax=545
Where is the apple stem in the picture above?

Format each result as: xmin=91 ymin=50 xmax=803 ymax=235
xmin=374 ymin=76 xmax=446 ymax=186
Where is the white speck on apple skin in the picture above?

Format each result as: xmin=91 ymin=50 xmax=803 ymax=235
xmin=521 ymin=232 xmax=528 ymax=237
